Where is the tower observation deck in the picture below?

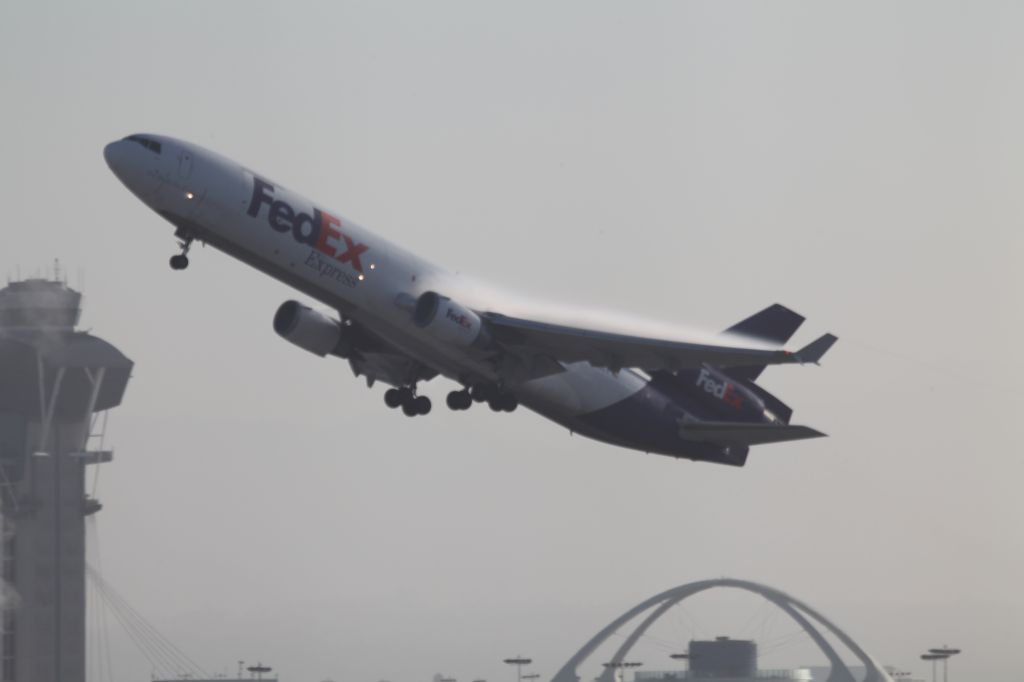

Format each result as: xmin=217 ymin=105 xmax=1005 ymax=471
xmin=0 ymin=277 xmax=133 ymax=682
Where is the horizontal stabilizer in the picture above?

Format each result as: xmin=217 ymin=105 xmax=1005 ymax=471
xmin=792 ymin=333 xmax=838 ymax=364
xmin=679 ymin=421 xmax=826 ymax=446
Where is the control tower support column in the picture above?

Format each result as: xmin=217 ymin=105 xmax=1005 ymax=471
xmin=0 ymin=277 xmax=133 ymax=682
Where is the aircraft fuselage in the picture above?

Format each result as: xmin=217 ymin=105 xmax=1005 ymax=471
xmin=104 ymin=133 xmax=807 ymax=465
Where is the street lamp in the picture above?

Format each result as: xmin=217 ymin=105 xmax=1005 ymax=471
xmin=603 ymin=661 xmax=643 ymax=682
xmin=669 ymin=653 xmax=689 ymax=677
xmin=928 ymin=647 xmax=961 ymax=682
xmin=504 ymin=657 xmax=533 ymax=682
xmin=920 ymin=654 xmax=947 ymax=682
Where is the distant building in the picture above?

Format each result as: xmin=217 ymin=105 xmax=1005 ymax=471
xmin=803 ymin=668 xmax=922 ymax=682
xmin=551 ymin=579 xmax=893 ymax=682
xmin=154 ymin=678 xmax=278 ymax=682
xmin=804 ymin=667 xmax=866 ymax=682
xmin=635 ymin=636 xmax=812 ymax=681
xmin=155 ymin=661 xmax=277 ymax=682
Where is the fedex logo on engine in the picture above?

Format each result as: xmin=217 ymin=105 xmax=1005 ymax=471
xmin=696 ymin=368 xmax=743 ymax=409
xmin=446 ymin=307 xmax=473 ymax=329
xmin=247 ymin=177 xmax=368 ymax=273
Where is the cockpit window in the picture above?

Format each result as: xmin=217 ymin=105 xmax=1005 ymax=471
xmin=124 ymin=135 xmax=162 ymax=154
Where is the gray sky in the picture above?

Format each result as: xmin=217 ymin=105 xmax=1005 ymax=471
xmin=2 ymin=2 xmax=1022 ymax=681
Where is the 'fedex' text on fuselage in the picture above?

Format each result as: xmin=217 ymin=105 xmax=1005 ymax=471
xmin=247 ymin=177 xmax=369 ymax=273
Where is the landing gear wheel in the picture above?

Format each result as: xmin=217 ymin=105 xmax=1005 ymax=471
xmin=384 ymin=388 xmax=403 ymax=409
xmin=488 ymin=393 xmax=518 ymax=412
xmin=447 ymin=390 xmax=472 ymax=411
xmin=500 ymin=394 xmax=519 ymax=412
xmin=446 ymin=391 xmax=462 ymax=411
xmin=398 ymin=387 xmax=429 ymax=417
xmin=470 ymin=385 xmax=493 ymax=403
xmin=170 ymin=230 xmax=195 ymax=271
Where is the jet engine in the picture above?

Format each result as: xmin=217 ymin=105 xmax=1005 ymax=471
xmin=273 ymin=300 xmax=352 ymax=358
xmin=412 ymin=291 xmax=492 ymax=350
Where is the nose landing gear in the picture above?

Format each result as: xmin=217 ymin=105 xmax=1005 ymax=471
xmin=169 ymin=233 xmax=194 ymax=270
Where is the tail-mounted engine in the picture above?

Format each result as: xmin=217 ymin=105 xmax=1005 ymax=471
xmin=412 ymin=291 xmax=492 ymax=351
xmin=273 ymin=300 xmax=353 ymax=358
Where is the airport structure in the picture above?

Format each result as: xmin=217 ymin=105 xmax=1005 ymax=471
xmin=636 ymin=635 xmax=813 ymax=681
xmin=0 ymin=276 xmax=132 ymax=682
xmin=550 ymin=578 xmax=894 ymax=682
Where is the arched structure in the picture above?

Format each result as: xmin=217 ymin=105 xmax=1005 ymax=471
xmin=550 ymin=578 xmax=892 ymax=682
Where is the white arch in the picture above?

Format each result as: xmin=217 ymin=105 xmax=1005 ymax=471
xmin=550 ymin=578 xmax=891 ymax=682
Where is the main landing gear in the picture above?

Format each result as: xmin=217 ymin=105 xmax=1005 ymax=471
xmin=169 ymin=235 xmax=194 ymax=271
xmin=458 ymin=385 xmax=519 ymax=412
xmin=384 ymin=386 xmax=432 ymax=417
xmin=446 ymin=389 xmax=472 ymax=411
xmin=385 ymin=385 xmax=518 ymax=417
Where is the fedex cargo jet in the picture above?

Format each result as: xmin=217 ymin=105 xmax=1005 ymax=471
xmin=104 ymin=134 xmax=836 ymax=467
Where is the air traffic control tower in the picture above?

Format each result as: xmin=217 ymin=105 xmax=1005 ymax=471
xmin=0 ymin=277 xmax=132 ymax=682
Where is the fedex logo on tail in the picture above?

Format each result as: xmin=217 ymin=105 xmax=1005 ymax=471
xmin=696 ymin=368 xmax=744 ymax=409
xmin=247 ymin=177 xmax=368 ymax=273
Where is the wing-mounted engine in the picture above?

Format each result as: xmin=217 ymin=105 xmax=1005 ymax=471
xmin=273 ymin=300 xmax=353 ymax=358
xmin=412 ymin=291 xmax=492 ymax=352
xmin=274 ymin=300 xmax=436 ymax=387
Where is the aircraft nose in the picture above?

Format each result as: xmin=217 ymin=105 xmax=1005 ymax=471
xmin=103 ymin=136 xmax=164 ymax=200
xmin=103 ymin=140 xmax=129 ymax=175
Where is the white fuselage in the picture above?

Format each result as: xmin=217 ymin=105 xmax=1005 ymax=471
xmin=104 ymin=134 xmax=647 ymax=438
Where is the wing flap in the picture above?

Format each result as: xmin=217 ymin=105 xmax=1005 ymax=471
xmin=679 ymin=421 xmax=826 ymax=446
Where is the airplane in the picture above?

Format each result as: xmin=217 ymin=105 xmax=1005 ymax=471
xmin=103 ymin=133 xmax=837 ymax=467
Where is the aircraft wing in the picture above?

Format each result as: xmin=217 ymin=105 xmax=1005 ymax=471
xmin=482 ymin=312 xmax=837 ymax=373
xmin=679 ymin=422 xmax=826 ymax=446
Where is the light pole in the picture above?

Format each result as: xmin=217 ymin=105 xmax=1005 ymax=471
xmin=246 ymin=663 xmax=273 ymax=681
xmin=669 ymin=653 xmax=689 ymax=677
xmin=920 ymin=654 xmax=947 ymax=682
xmin=504 ymin=656 xmax=533 ymax=682
xmin=928 ymin=647 xmax=960 ymax=682
xmin=603 ymin=661 xmax=643 ymax=682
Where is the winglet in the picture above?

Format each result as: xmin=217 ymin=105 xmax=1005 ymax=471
xmin=792 ymin=333 xmax=838 ymax=365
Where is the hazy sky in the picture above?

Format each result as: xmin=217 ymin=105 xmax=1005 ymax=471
xmin=2 ymin=2 xmax=1022 ymax=681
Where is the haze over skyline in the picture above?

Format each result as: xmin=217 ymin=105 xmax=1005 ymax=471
xmin=1 ymin=2 xmax=1021 ymax=681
